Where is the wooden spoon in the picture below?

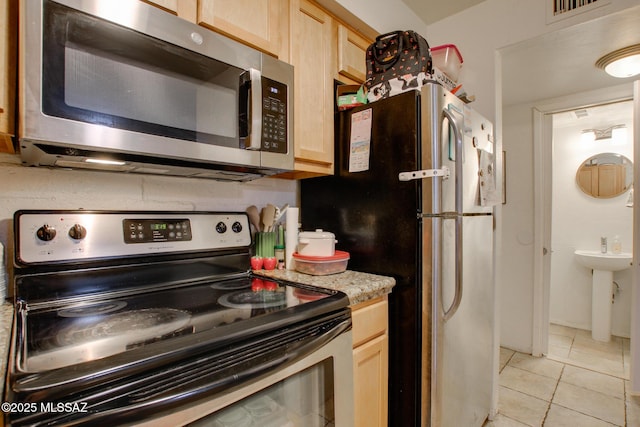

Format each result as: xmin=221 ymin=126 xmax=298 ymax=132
xmin=262 ymin=204 xmax=276 ymax=232
xmin=246 ymin=205 xmax=261 ymax=232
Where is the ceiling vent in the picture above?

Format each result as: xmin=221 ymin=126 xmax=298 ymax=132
xmin=547 ymin=0 xmax=609 ymax=23
xmin=553 ymin=0 xmax=598 ymax=16
xmin=574 ymin=109 xmax=589 ymax=119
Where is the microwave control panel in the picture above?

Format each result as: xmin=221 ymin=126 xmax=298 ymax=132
xmin=261 ymin=77 xmax=288 ymax=154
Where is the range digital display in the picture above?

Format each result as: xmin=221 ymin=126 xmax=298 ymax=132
xmin=123 ymin=219 xmax=191 ymax=244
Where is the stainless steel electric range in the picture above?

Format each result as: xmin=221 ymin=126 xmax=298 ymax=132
xmin=4 ymin=210 xmax=354 ymax=426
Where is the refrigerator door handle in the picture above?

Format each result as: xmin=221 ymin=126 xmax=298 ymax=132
xmin=398 ymin=167 xmax=450 ymax=182
xmin=441 ymin=108 xmax=463 ymax=322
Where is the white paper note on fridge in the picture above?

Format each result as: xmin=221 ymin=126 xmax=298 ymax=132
xmin=348 ymin=108 xmax=372 ymax=173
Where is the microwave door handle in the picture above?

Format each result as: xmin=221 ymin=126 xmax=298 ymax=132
xmin=246 ymin=68 xmax=262 ymax=150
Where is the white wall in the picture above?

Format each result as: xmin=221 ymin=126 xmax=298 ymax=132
xmin=0 ymin=154 xmax=297 ymax=279
xmin=331 ymin=0 xmax=427 ymax=36
xmin=500 ymin=103 xmax=536 ymax=350
xmin=550 ymin=115 xmax=633 ymax=337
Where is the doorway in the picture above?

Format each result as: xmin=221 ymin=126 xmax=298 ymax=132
xmin=532 ymin=85 xmax=636 ymax=380
xmin=545 ymin=100 xmax=634 ymax=378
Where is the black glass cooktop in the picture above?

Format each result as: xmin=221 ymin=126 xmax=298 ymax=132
xmin=15 ymin=261 xmax=347 ymax=373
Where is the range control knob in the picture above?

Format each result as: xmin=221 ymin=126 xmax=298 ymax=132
xmin=232 ymin=221 xmax=243 ymax=233
xmin=68 ymin=224 xmax=87 ymax=240
xmin=215 ymin=222 xmax=227 ymax=234
xmin=36 ymin=224 xmax=57 ymax=242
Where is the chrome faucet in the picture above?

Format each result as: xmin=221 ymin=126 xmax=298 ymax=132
xmin=601 ymin=237 xmax=607 ymax=254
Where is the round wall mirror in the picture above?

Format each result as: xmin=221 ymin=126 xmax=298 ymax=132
xmin=576 ymin=153 xmax=633 ymax=198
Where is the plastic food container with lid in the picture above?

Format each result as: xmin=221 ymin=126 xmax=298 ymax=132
xmin=297 ymin=229 xmax=337 ymax=257
xmin=430 ymin=44 xmax=463 ymax=82
xmin=292 ymin=251 xmax=350 ymax=276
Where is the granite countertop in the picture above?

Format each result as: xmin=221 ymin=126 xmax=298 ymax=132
xmin=255 ymin=269 xmax=395 ymax=306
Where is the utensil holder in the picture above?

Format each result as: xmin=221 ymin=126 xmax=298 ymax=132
xmin=255 ymin=232 xmax=276 ymax=258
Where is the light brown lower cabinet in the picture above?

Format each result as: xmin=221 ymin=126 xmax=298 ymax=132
xmin=351 ymin=297 xmax=389 ymax=427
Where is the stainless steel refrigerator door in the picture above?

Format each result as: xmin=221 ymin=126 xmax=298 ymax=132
xmin=420 ymin=83 xmax=495 ymax=426
xmin=439 ymin=215 xmax=494 ymax=427
xmin=422 ymin=84 xmax=495 ymax=215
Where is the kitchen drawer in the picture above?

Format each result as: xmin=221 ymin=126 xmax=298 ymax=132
xmin=351 ymin=297 xmax=387 ymax=348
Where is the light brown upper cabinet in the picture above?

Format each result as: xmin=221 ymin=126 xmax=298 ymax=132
xmin=142 ymin=0 xmax=198 ymax=22
xmin=198 ymin=0 xmax=289 ymax=59
xmin=288 ymin=0 xmax=335 ymax=176
xmin=336 ymin=23 xmax=369 ymax=84
xmin=142 ymin=0 xmax=179 ymax=14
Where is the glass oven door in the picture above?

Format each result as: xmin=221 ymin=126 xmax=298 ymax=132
xmin=137 ymin=331 xmax=354 ymax=427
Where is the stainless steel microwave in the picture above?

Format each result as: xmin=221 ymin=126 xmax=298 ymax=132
xmin=19 ymin=0 xmax=294 ymax=181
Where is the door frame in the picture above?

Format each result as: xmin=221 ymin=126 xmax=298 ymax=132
xmin=632 ymin=80 xmax=640 ymax=394
xmin=531 ymin=83 xmax=636 ymax=364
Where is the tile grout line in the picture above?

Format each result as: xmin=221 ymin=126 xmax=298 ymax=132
xmin=550 ymin=334 xmax=627 ymax=426
xmin=568 ymin=331 xmax=576 ymax=358
xmin=625 ymin=383 xmax=628 ymax=427
xmin=549 ymin=328 xmax=629 ymax=380
xmin=622 ymin=336 xmax=627 ymax=427
xmin=499 ymin=350 xmax=516 ymax=375
xmin=501 ymin=349 xmax=628 ymax=426
xmin=624 ymin=375 xmax=628 ymax=426
xmin=502 ymin=327 xmax=630 ymax=425
xmin=540 ymin=363 xmax=564 ymax=426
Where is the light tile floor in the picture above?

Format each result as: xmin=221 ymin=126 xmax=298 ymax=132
xmin=484 ymin=325 xmax=640 ymax=426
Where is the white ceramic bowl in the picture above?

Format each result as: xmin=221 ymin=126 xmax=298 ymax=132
xmin=297 ymin=229 xmax=337 ymax=256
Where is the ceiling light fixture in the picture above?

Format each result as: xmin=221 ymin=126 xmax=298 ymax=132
xmin=595 ymin=44 xmax=640 ymax=78
xmin=581 ymin=124 xmax=626 ymax=141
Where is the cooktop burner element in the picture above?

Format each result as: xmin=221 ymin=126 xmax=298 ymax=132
xmin=218 ymin=289 xmax=287 ymax=310
xmin=55 ymin=308 xmax=192 ymax=346
xmin=58 ymin=301 xmax=128 ymax=317
xmin=209 ymin=278 xmax=253 ymax=291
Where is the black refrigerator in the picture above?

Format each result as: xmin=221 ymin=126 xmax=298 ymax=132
xmin=301 ymin=83 xmax=498 ymax=426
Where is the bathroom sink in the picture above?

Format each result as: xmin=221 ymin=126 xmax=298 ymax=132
xmin=575 ymin=250 xmax=632 ymax=342
xmin=574 ymin=250 xmax=632 ymax=272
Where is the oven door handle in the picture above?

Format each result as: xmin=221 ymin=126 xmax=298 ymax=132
xmin=14 ymin=300 xmax=28 ymax=373
xmin=11 ymin=310 xmax=351 ymax=397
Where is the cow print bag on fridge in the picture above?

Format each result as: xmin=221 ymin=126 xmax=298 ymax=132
xmin=365 ymin=30 xmax=433 ymax=102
